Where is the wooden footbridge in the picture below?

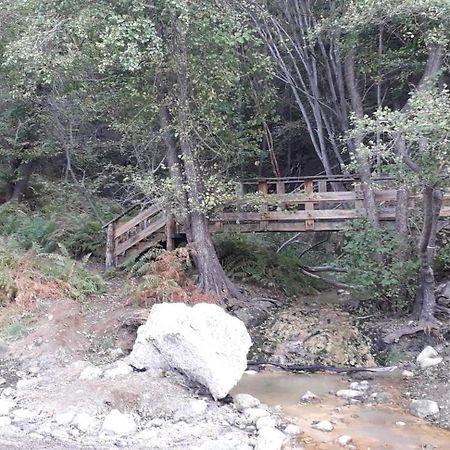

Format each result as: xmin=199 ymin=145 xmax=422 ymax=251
xmin=105 ymin=175 xmax=450 ymax=267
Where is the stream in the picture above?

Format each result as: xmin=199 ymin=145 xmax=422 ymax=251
xmin=232 ymin=371 xmax=450 ymax=450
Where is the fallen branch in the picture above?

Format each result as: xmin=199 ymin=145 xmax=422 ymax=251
xmin=383 ymin=322 xmax=440 ymax=344
xmin=299 ymin=268 xmax=354 ymax=289
xmin=248 ymin=361 xmax=397 ymax=374
xmin=302 ymin=265 xmax=347 ymax=273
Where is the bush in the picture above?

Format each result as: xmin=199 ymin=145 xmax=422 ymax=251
xmin=213 ymin=233 xmax=318 ymax=296
xmin=0 ymin=237 xmax=105 ymax=307
xmin=339 ymin=220 xmax=419 ymax=311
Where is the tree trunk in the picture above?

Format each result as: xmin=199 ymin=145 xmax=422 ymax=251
xmin=9 ymin=160 xmax=35 ymax=202
xmin=343 ymin=51 xmax=379 ymax=228
xmin=172 ymin=19 xmax=242 ymax=300
xmin=414 ymin=186 xmax=443 ymax=323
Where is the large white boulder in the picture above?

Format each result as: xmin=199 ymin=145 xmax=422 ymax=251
xmin=127 ymin=303 xmax=252 ymax=399
xmin=416 ymin=346 xmax=443 ymax=369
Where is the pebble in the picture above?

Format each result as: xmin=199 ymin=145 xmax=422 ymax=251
xmin=2 ymin=387 xmax=15 ymax=397
xmin=103 ymin=361 xmax=133 ymax=379
xmin=312 ymin=420 xmax=333 ymax=432
xmin=101 ymin=409 xmax=137 ymax=436
xmin=395 ymin=421 xmax=406 ymax=426
xmin=234 ymin=394 xmax=261 ymax=411
xmin=255 ymin=426 xmax=287 ymax=450
xmin=410 ymin=399 xmax=439 ymax=418
xmin=349 ymin=381 xmax=370 ymax=391
xmin=73 ymin=412 xmax=97 ymax=432
xmin=284 ymin=424 xmax=301 ymax=435
xmin=337 ymin=435 xmax=352 ymax=446
xmin=256 ymin=416 xmax=277 ymax=430
xmin=79 ymin=366 xmax=103 ymax=380
xmin=336 ymin=389 xmax=363 ymax=399
xmin=402 ymin=370 xmax=414 ymax=378
xmin=301 ymin=391 xmax=317 ymax=402
xmin=244 ymin=408 xmax=270 ymax=423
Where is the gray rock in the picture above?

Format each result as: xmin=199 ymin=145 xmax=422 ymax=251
xmin=301 ymin=391 xmax=317 ymax=402
xmin=402 ymin=370 xmax=414 ymax=378
xmin=234 ymin=393 xmax=261 ymax=411
xmin=256 ymin=426 xmax=287 ymax=450
xmin=244 ymin=408 xmax=270 ymax=424
xmin=256 ymin=416 xmax=278 ymax=430
xmin=233 ymin=307 xmax=268 ymax=329
xmin=101 ymin=409 xmax=136 ymax=436
xmin=55 ymin=411 xmax=75 ymax=426
xmin=349 ymin=381 xmax=370 ymax=391
xmin=128 ymin=303 xmax=251 ymax=399
xmin=336 ymin=435 xmax=352 ymax=446
xmin=2 ymin=387 xmax=15 ymax=397
xmin=336 ymin=389 xmax=363 ymax=399
xmin=416 ymin=346 xmax=442 ymax=369
xmin=410 ymin=400 xmax=439 ymax=418
xmin=72 ymin=412 xmax=97 ymax=433
xmin=284 ymin=424 xmax=301 ymax=435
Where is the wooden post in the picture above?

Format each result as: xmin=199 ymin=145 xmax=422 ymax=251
xmin=105 ymin=223 xmax=116 ymax=270
xmin=276 ymin=181 xmax=286 ymax=210
xmin=318 ymin=180 xmax=327 ymax=211
xmin=258 ymin=180 xmax=269 ymax=231
xmin=305 ymin=178 xmax=315 ymax=230
xmin=166 ymin=214 xmax=176 ymax=251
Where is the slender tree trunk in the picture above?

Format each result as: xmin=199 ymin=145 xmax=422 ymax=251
xmin=344 ymin=51 xmax=379 ymax=227
xmin=173 ymin=19 xmax=242 ymax=300
xmin=9 ymin=160 xmax=35 ymax=202
xmin=414 ymin=186 xmax=443 ymax=323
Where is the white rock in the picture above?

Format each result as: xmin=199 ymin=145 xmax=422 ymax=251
xmin=2 ymin=387 xmax=14 ymax=397
xmin=55 ymin=412 xmax=75 ymax=426
xmin=336 ymin=389 xmax=363 ymax=399
xmin=0 ymin=416 xmax=11 ymax=427
xmin=244 ymin=370 xmax=258 ymax=375
xmin=101 ymin=409 xmax=137 ymax=436
xmin=337 ymin=435 xmax=352 ymax=446
xmin=16 ymin=379 xmax=36 ymax=390
xmin=284 ymin=424 xmax=301 ymax=435
xmin=402 ymin=370 xmax=414 ymax=378
xmin=350 ymin=381 xmax=370 ymax=391
xmin=301 ymin=391 xmax=317 ymax=402
xmin=256 ymin=416 xmax=277 ymax=430
xmin=12 ymin=409 xmax=38 ymax=420
xmin=128 ymin=303 xmax=252 ymax=399
xmin=79 ymin=366 xmax=103 ymax=380
xmin=312 ymin=420 xmax=333 ymax=432
xmin=51 ymin=429 xmax=70 ymax=440
xmin=416 ymin=346 xmax=443 ymax=369
xmin=256 ymin=426 xmax=287 ymax=450
xmin=72 ymin=412 xmax=97 ymax=432
xmin=234 ymin=393 xmax=261 ymax=411
xmin=189 ymin=399 xmax=208 ymax=416
xmin=0 ymin=378 xmax=6 ymax=386
xmin=136 ymin=428 xmax=159 ymax=440
xmin=396 ymin=421 xmax=406 ymax=426
xmin=147 ymin=418 xmax=164 ymax=427
xmin=244 ymin=408 xmax=270 ymax=423
xmin=104 ymin=361 xmax=133 ymax=379
xmin=410 ymin=399 xmax=439 ymax=418
xmin=0 ymin=399 xmax=16 ymax=415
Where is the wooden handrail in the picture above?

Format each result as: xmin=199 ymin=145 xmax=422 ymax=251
xmin=115 ymin=203 xmax=162 ymax=238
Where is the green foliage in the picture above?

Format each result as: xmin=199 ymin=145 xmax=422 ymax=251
xmin=4 ymin=320 xmax=28 ymax=340
xmin=213 ymin=233 xmax=318 ymax=296
xmin=340 ymin=220 xmax=420 ymax=310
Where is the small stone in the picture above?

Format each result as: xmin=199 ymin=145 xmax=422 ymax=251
xmin=336 ymin=390 xmax=363 ymax=399
xmin=244 ymin=370 xmax=258 ymax=375
xmin=188 ymin=399 xmax=208 ymax=416
xmin=256 ymin=416 xmax=277 ymax=430
xmin=234 ymin=394 xmax=261 ymax=411
xmin=0 ymin=416 xmax=12 ymax=427
xmin=0 ymin=398 xmax=16 ymax=415
xmin=416 ymin=346 xmax=443 ymax=369
xmin=79 ymin=366 xmax=103 ymax=380
xmin=104 ymin=361 xmax=133 ymax=379
xmin=0 ymin=378 xmax=6 ymax=386
xmin=410 ymin=400 xmax=439 ymax=418
xmin=349 ymin=381 xmax=370 ymax=391
xmin=301 ymin=391 xmax=317 ymax=402
xmin=55 ymin=412 xmax=75 ymax=426
xmin=101 ymin=409 xmax=137 ymax=436
xmin=312 ymin=420 xmax=333 ymax=432
xmin=2 ymin=387 xmax=14 ymax=397
xmin=244 ymin=408 xmax=270 ymax=424
xmin=147 ymin=418 xmax=164 ymax=427
xmin=284 ymin=424 xmax=301 ymax=435
xmin=73 ymin=412 xmax=97 ymax=432
xmin=337 ymin=435 xmax=352 ymax=446
xmin=402 ymin=370 xmax=414 ymax=378
xmin=256 ymin=426 xmax=287 ymax=450
xmin=28 ymin=366 xmax=40 ymax=375
xmin=396 ymin=421 xmax=406 ymax=426
xmin=137 ymin=428 xmax=159 ymax=440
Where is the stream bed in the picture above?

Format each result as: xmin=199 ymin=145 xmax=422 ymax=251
xmin=232 ymin=371 xmax=450 ymax=450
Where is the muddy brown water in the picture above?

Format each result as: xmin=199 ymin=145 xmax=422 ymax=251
xmin=232 ymin=371 xmax=450 ymax=450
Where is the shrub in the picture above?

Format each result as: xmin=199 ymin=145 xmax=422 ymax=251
xmin=339 ymin=220 xmax=420 ymax=311
xmin=213 ymin=233 xmax=318 ymax=295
